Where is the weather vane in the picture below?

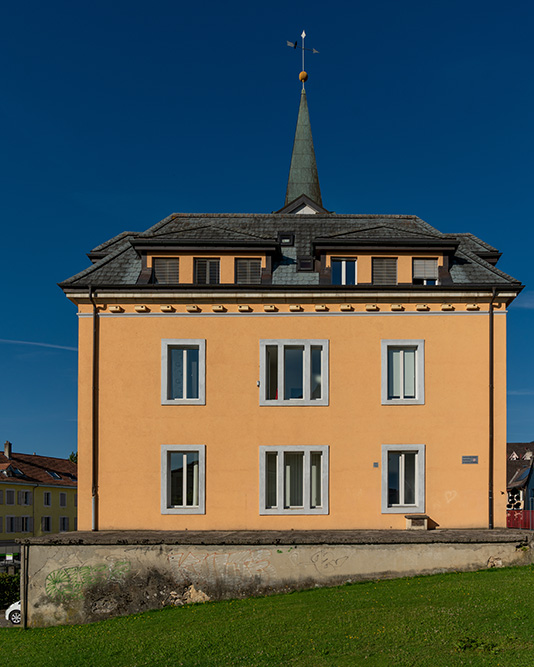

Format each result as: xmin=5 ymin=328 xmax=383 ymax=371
xmin=286 ymin=30 xmax=319 ymax=87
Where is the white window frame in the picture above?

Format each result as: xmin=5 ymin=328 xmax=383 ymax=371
xmin=259 ymin=340 xmax=329 ymax=406
xmin=381 ymin=340 xmax=425 ymax=405
xmin=259 ymin=445 xmax=329 ymax=515
xmin=381 ymin=444 xmax=425 ymax=513
xmin=161 ymin=339 xmax=206 ymax=406
xmin=331 ymin=258 xmax=357 ymax=285
xmin=161 ymin=445 xmax=206 ymax=515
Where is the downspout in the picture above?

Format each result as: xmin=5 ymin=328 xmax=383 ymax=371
xmin=89 ymin=286 xmax=100 ymax=531
xmin=22 ymin=543 xmax=29 ymax=629
xmin=488 ymin=287 xmax=497 ymax=529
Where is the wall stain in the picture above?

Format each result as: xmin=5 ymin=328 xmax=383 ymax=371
xmin=45 ymin=560 xmax=131 ymax=601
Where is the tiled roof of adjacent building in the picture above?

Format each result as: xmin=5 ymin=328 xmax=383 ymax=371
xmin=0 ymin=451 xmax=77 ymax=488
xmin=59 ymin=211 xmax=522 ymax=290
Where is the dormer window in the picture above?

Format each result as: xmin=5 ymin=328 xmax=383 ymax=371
xmin=331 ymin=259 xmax=357 ymax=286
xmin=153 ymin=258 xmax=180 ymax=284
xmin=278 ymin=233 xmax=295 ymax=247
xmin=235 ymin=259 xmax=262 ymax=284
xmin=194 ymin=258 xmax=220 ymax=285
xmin=372 ymin=258 xmax=397 ymax=285
xmin=413 ymin=258 xmax=438 ymax=285
xmin=297 ymin=256 xmax=314 ymax=272
xmin=46 ymin=471 xmax=61 ymax=480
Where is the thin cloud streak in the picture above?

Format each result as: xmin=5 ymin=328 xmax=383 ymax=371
xmin=0 ymin=339 xmax=77 ymax=352
xmin=508 ymin=390 xmax=534 ymax=396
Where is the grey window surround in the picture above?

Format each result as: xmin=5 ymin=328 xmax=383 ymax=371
xmin=5 ymin=490 xmax=15 ymax=505
xmin=59 ymin=492 xmax=67 ymax=507
xmin=259 ymin=445 xmax=329 ymax=515
xmin=43 ymin=491 xmax=51 ymax=507
xmin=161 ymin=339 xmax=206 ymax=406
xmin=381 ymin=444 xmax=425 ymax=514
xmin=259 ymin=339 xmax=329 ymax=406
xmin=161 ymin=445 xmax=206 ymax=515
xmin=381 ymin=339 xmax=425 ymax=405
xmin=41 ymin=516 xmax=52 ymax=532
xmin=59 ymin=516 xmax=69 ymax=532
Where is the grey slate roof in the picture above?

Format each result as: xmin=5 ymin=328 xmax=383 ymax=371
xmin=60 ymin=212 xmax=522 ymax=290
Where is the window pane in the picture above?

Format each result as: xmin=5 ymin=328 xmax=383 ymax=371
xmin=388 ymin=452 xmax=400 ymax=506
xmin=266 ymin=345 xmax=278 ymax=400
xmin=208 ymin=260 xmax=220 ymax=284
xmin=284 ymin=346 xmax=304 ymax=400
xmin=403 ymin=349 xmax=416 ymax=399
xmin=345 ymin=260 xmax=356 ymax=285
xmin=388 ymin=349 xmax=402 ymax=399
xmin=266 ymin=452 xmax=277 ymax=509
xmin=331 ymin=260 xmax=342 ymax=285
xmin=169 ymin=348 xmax=184 ymax=399
xmin=284 ymin=452 xmax=303 ymax=507
xmin=311 ymin=346 xmax=322 ymax=400
xmin=195 ymin=259 xmax=207 ymax=284
xmin=186 ymin=452 xmax=200 ymax=506
xmin=186 ymin=348 xmax=199 ymax=399
xmin=404 ymin=453 xmax=416 ymax=505
xmin=310 ymin=452 xmax=322 ymax=508
xmin=170 ymin=452 xmax=184 ymax=506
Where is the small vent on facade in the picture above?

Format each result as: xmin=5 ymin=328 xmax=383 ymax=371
xmin=153 ymin=258 xmax=180 ymax=284
xmin=194 ymin=258 xmax=220 ymax=285
xmin=372 ymin=258 xmax=397 ymax=285
xmin=235 ymin=259 xmax=262 ymax=284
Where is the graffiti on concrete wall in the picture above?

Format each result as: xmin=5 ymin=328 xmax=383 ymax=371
xmin=168 ymin=549 xmax=275 ymax=583
xmin=45 ymin=560 xmax=131 ymax=602
xmin=310 ymin=549 xmax=349 ymax=574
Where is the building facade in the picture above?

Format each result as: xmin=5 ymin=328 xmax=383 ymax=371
xmin=60 ymin=85 xmax=522 ymax=532
xmin=0 ymin=441 xmax=77 ymax=548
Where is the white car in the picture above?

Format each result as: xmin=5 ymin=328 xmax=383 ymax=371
xmin=5 ymin=600 xmax=21 ymax=625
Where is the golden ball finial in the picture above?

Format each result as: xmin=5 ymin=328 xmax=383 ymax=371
xmin=299 ymin=71 xmax=308 ymax=82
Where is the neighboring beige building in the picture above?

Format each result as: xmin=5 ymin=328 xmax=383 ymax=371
xmin=0 ymin=441 xmax=77 ymax=549
xmin=60 ymin=83 xmax=523 ymax=533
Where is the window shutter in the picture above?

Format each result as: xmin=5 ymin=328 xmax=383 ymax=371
xmin=0 ymin=489 xmax=3 ymax=504
xmin=15 ymin=516 xmax=22 ymax=532
xmin=153 ymin=258 xmax=179 ymax=284
xmin=372 ymin=258 xmax=397 ymax=285
xmin=0 ymin=517 xmax=2 ymax=532
xmin=413 ymin=258 xmax=438 ymax=280
xmin=235 ymin=259 xmax=262 ymax=284
xmin=41 ymin=516 xmax=46 ymax=531
xmin=29 ymin=517 xmax=34 ymax=532
xmin=17 ymin=490 xmax=24 ymax=505
xmin=28 ymin=491 xmax=33 ymax=505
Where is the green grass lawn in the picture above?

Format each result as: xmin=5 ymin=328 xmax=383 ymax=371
xmin=3 ymin=566 xmax=534 ymax=666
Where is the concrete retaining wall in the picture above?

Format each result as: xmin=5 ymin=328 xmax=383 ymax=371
xmin=21 ymin=530 xmax=533 ymax=627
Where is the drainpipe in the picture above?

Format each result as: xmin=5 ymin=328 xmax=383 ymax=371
xmin=488 ymin=288 xmax=497 ymax=529
xmin=22 ymin=543 xmax=29 ymax=629
xmin=89 ymin=286 xmax=99 ymax=531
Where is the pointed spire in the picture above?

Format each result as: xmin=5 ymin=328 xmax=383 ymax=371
xmin=285 ymin=88 xmax=322 ymax=207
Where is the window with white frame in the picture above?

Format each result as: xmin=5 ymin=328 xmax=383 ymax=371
xmin=59 ymin=516 xmax=69 ymax=532
xmin=331 ymin=258 xmax=357 ymax=285
xmin=59 ymin=492 xmax=67 ymax=507
xmin=43 ymin=491 xmax=51 ymax=507
xmin=5 ymin=490 xmax=15 ymax=505
xmin=381 ymin=340 xmax=425 ymax=405
xmin=41 ymin=516 xmax=52 ymax=532
xmin=259 ymin=340 xmax=329 ymax=406
xmin=17 ymin=490 xmax=32 ymax=505
xmin=161 ymin=339 xmax=206 ymax=405
xmin=413 ymin=258 xmax=438 ymax=285
xmin=259 ymin=446 xmax=329 ymax=515
xmin=161 ymin=445 xmax=206 ymax=514
xmin=382 ymin=445 xmax=425 ymax=513
xmin=21 ymin=516 xmax=32 ymax=533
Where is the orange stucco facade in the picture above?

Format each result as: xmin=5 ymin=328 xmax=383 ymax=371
xmin=73 ymin=294 xmax=508 ymax=531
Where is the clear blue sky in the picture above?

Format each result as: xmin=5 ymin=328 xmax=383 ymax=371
xmin=1 ymin=0 xmax=532 ymax=459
